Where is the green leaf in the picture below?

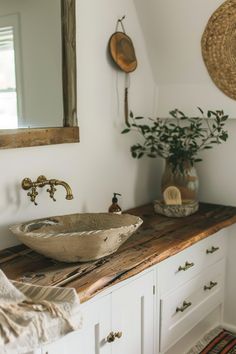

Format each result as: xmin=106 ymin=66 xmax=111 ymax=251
xmin=130 ymin=111 xmax=134 ymax=118
xmin=221 ymin=115 xmax=228 ymax=121
xmin=169 ymin=110 xmax=178 ymax=118
xmin=219 ymin=132 xmax=228 ymax=141
xmin=177 ymin=110 xmax=185 ymax=117
xmin=122 ymin=108 xmax=229 ymax=161
xmin=121 ymin=128 xmax=130 ymax=134
xmin=147 ymin=154 xmax=156 ymax=158
xmin=197 ymin=107 xmax=204 ymax=114
xmin=208 ymin=110 xmax=217 ymax=117
xmin=138 ymin=152 xmax=144 ymax=159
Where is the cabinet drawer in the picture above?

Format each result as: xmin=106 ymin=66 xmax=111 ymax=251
xmin=160 ymin=259 xmax=225 ymax=352
xmin=158 ymin=230 xmax=226 ymax=294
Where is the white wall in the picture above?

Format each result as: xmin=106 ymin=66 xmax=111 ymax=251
xmin=134 ymin=0 xmax=236 ymax=118
xmin=0 ymin=0 xmax=160 ymax=250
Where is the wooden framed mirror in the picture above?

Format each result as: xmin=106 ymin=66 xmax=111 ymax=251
xmin=0 ymin=0 xmax=79 ymax=149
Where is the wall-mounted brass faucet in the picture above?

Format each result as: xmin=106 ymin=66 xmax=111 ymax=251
xmin=22 ymin=175 xmax=74 ymax=205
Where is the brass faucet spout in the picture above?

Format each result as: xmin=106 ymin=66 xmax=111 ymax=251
xmin=54 ymin=180 xmax=74 ymax=200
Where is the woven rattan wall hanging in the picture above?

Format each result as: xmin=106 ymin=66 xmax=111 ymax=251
xmin=201 ymin=0 xmax=236 ymax=100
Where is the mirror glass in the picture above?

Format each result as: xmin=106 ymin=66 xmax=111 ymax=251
xmin=0 ymin=0 xmax=63 ymax=129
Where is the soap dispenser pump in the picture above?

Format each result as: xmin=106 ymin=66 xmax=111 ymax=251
xmin=108 ymin=193 xmax=122 ymax=214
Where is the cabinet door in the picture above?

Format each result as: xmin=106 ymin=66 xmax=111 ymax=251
xmin=111 ymin=271 xmax=155 ymax=354
xmin=41 ymin=339 xmax=66 ymax=354
xmin=41 ymin=295 xmax=111 ymax=354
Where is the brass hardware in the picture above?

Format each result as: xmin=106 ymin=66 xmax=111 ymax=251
xmin=176 ymin=300 xmax=192 ymax=313
xmin=47 ymin=184 xmax=57 ymax=202
xmin=204 ymin=281 xmax=218 ymax=291
xmin=54 ymin=180 xmax=73 ymax=200
xmin=28 ymin=186 xmax=38 ymax=206
xmin=22 ymin=177 xmax=33 ymax=190
xmin=206 ymin=246 xmax=219 ymax=254
xmin=37 ymin=175 xmax=47 ymax=186
xmin=178 ymin=261 xmax=194 ymax=272
xmin=107 ymin=331 xmax=123 ymax=343
xmin=22 ymin=175 xmax=73 ymax=205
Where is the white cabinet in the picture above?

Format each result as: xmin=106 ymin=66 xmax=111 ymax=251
xmin=37 ymin=230 xmax=227 ymax=354
xmin=65 ymin=295 xmax=111 ymax=354
xmin=158 ymin=230 xmax=226 ymax=295
xmin=160 ymin=259 xmax=224 ymax=351
xmin=111 ymin=271 xmax=155 ymax=354
xmin=158 ymin=230 xmax=226 ymax=353
xmin=41 ymin=339 xmax=66 ymax=354
xmin=41 ymin=270 xmax=155 ymax=354
xmin=41 ymin=295 xmax=111 ymax=354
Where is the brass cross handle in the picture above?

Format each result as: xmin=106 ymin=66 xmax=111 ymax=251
xmin=178 ymin=261 xmax=194 ymax=272
xmin=27 ymin=185 xmax=38 ymax=206
xmin=47 ymin=184 xmax=57 ymax=202
xmin=107 ymin=331 xmax=123 ymax=343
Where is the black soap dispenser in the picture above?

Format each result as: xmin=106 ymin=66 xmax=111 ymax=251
xmin=108 ymin=193 xmax=122 ymax=214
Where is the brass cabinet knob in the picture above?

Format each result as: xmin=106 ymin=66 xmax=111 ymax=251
xmin=206 ymin=246 xmax=219 ymax=254
xmin=204 ymin=281 xmax=218 ymax=291
xmin=176 ymin=300 xmax=192 ymax=313
xmin=178 ymin=261 xmax=194 ymax=272
xmin=107 ymin=331 xmax=123 ymax=343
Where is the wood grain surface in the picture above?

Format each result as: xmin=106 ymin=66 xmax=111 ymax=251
xmin=2 ymin=203 xmax=236 ymax=303
xmin=0 ymin=127 xmax=79 ymax=149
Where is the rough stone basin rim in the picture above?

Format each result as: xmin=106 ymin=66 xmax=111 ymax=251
xmin=9 ymin=213 xmax=143 ymax=263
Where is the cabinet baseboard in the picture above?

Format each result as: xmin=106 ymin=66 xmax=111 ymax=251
xmin=222 ymin=323 xmax=236 ymax=333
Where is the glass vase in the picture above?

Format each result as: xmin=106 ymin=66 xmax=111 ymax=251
xmin=161 ymin=159 xmax=199 ymax=203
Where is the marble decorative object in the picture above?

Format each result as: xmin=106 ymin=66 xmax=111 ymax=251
xmin=153 ymin=200 xmax=199 ymax=217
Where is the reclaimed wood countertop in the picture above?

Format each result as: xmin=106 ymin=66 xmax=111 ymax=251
xmin=1 ymin=202 xmax=236 ymax=303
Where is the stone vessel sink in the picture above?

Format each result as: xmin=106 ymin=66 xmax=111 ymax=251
xmin=10 ymin=213 xmax=143 ymax=263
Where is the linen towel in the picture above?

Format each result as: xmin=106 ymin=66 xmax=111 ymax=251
xmin=0 ymin=270 xmax=82 ymax=354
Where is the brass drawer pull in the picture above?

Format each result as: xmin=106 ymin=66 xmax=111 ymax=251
xmin=107 ymin=331 xmax=123 ymax=343
xmin=204 ymin=281 xmax=218 ymax=291
xmin=206 ymin=246 xmax=219 ymax=254
xmin=176 ymin=300 xmax=192 ymax=313
xmin=178 ymin=261 xmax=194 ymax=272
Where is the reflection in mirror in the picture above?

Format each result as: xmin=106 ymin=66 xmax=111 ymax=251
xmin=0 ymin=0 xmax=63 ymax=129
xmin=0 ymin=0 xmax=79 ymax=149
xmin=0 ymin=24 xmax=17 ymax=128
